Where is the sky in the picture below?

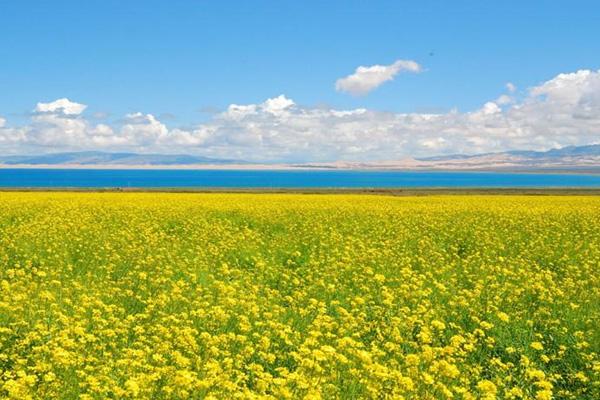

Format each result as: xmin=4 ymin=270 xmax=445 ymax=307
xmin=1 ymin=1 xmax=599 ymax=162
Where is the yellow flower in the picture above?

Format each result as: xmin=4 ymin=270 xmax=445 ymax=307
xmin=535 ymin=389 xmax=553 ymax=400
xmin=477 ymin=380 xmax=497 ymax=399
xmin=405 ymin=354 xmax=420 ymax=366
xmin=124 ymin=378 xmax=140 ymax=397
xmin=497 ymin=312 xmax=510 ymax=322
xmin=507 ymin=386 xmax=524 ymax=398
xmin=431 ymin=320 xmax=446 ymax=330
xmin=530 ymin=342 xmax=544 ymax=351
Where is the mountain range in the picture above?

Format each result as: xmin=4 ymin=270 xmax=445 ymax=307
xmin=301 ymin=144 xmax=600 ymax=172
xmin=1 ymin=144 xmax=599 ymax=172
xmin=0 ymin=151 xmax=239 ymax=166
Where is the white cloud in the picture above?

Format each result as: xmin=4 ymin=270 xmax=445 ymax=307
xmin=495 ymin=94 xmax=513 ymax=105
xmin=34 ymin=98 xmax=87 ymax=115
xmin=2 ymin=69 xmax=600 ymax=161
xmin=262 ymin=95 xmax=295 ymax=114
xmin=335 ymin=59 xmax=421 ymax=96
xmin=479 ymin=101 xmax=502 ymax=115
xmin=121 ymin=112 xmax=169 ymax=147
xmin=224 ymin=95 xmax=295 ymax=119
xmin=506 ymin=82 xmax=517 ymax=93
xmin=529 ymin=70 xmax=600 ymax=104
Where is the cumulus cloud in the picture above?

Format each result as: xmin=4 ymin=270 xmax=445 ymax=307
xmin=121 ymin=113 xmax=169 ymax=146
xmin=262 ymin=95 xmax=295 ymax=114
xmin=335 ymin=59 xmax=421 ymax=96
xmin=1 ymin=69 xmax=600 ymax=161
xmin=506 ymin=82 xmax=517 ymax=93
xmin=35 ymin=98 xmax=87 ymax=115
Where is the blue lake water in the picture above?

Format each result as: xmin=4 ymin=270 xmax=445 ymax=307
xmin=1 ymin=169 xmax=600 ymax=188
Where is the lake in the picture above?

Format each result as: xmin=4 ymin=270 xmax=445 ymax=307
xmin=1 ymin=168 xmax=600 ymax=188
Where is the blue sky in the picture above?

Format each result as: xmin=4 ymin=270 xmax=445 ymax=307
xmin=1 ymin=1 xmax=600 ymax=161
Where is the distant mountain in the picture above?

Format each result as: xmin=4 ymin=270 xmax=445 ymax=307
xmin=418 ymin=144 xmax=600 ymax=161
xmin=1 ymin=145 xmax=599 ymax=171
xmin=300 ymin=144 xmax=600 ymax=172
xmin=508 ymin=144 xmax=600 ymax=158
xmin=0 ymin=151 xmax=241 ymax=165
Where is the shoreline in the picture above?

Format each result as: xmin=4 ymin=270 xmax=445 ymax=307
xmin=1 ymin=187 xmax=600 ymax=196
xmin=1 ymin=163 xmax=600 ymax=175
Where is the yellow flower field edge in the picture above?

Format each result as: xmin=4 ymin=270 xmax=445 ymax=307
xmin=0 ymin=193 xmax=598 ymax=399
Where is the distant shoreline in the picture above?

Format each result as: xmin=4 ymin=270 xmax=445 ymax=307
xmin=2 ymin=163 xmax=600 ymax=175
xmin=1 ymin=187 xmax=600 ymax=196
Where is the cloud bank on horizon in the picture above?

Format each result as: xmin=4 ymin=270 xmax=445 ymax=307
xmin=1 ymin=69 xmax=599 ymax=163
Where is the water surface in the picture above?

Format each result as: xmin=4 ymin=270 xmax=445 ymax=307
xmin=1 ymin=169 xmax=600 ymax=188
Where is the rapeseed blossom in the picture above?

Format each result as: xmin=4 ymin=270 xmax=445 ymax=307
xmin=0 ymin=193 xmax=598 ymax=398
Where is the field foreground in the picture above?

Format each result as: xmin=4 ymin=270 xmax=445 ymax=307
xmin=0 ymin=193 xmax=599 ymax=399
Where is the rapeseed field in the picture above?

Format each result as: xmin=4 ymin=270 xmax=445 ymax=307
xmin=0 ymin=193 xmax=598 ymax=399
